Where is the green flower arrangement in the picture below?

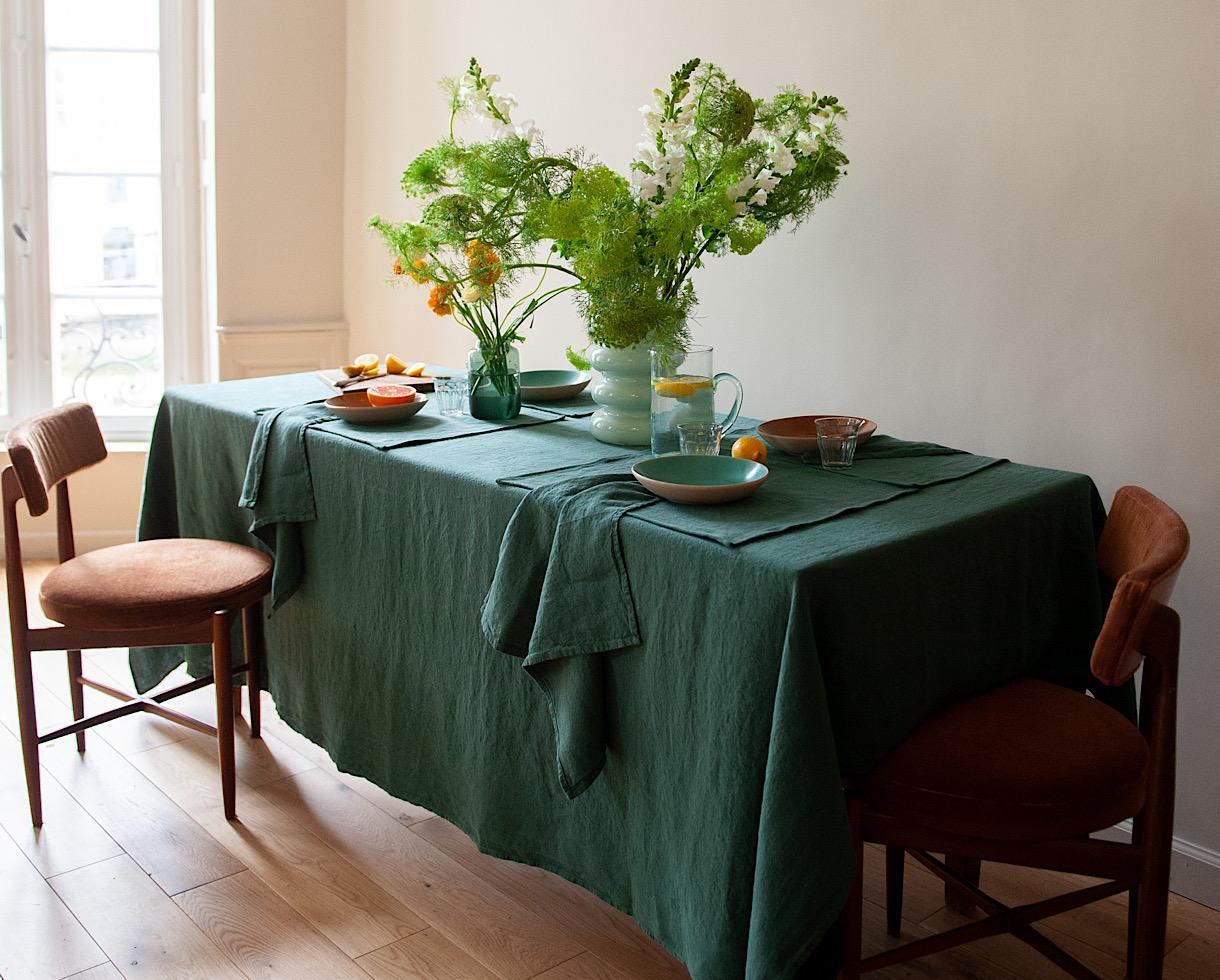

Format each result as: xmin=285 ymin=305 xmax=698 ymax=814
xmin=529 ymin=58 xmax=849 ymax=365
xmin=368 ymin=57 xmax=848 ymax=376
xmin=367 ymin=59 xmax=583 ymax=397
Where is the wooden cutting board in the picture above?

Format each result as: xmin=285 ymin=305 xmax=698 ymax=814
xmin=316 ymin=369 xmax=437 ymax=393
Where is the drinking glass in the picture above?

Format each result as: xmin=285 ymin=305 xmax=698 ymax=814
xmin=815 ymin=417 xmax=862 ymax=469
xmin=677 ymin=422 xmax=722 ymax=456
xmin=436 ymin=377 xmax=469 ymax=417
xmin=650 ymin=345 xmax=744 ymax=455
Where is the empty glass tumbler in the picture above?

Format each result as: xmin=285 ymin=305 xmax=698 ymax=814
xmin=815 ymin=417 xmax=862 ymax=469
xmin=435 ymin=377 xmax=470 ymax=417
xmin=677 ymin=422 xmax=723 ymax=456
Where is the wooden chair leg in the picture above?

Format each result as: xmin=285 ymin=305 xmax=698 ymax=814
xmin=1127 ymin=813 xmax=1144 ymax=970
xmin=242 ymin=600 xmax=264 ymax=739
xmin=211 ymin=611 xmax=237 ymax=820
xmin=1130 ymin=824 xmax=1172 ymax=979
xmin=885 ymin=845 xmax=905 ymax=937
xmin=12 ymin=640 xmax=43 ymax=827
xmin=840 ymin=796 xmax=864 ymax=979
xmin=66 ymin=649 xmax=86 ymax=752
xmin=945 ymin=855 xmax=981 ymax=914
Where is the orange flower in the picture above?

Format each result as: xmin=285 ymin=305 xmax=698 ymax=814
xmin=408 ymin=258 xmax=430 ymax=284
xmin=392 ymin=257 xmax=405 ymax=276
xmin=427 ymin=283 xmax=455 ymax=317
xmin=465 ymin=239 xmax=502 ymax=287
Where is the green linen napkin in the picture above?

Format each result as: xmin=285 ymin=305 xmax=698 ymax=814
xmin=521 ymin=392 xmax=598 ymax=418
xmin=503 ymin=454 xmax=919 ymax=547
xmin=239 ymin=402 xmax=338 ymax=608
xmin=799 ymin=434 xmax=1006 ymax=488
xmin=316 ymin=401 xmax=566 ymax=450
xmin=482 ymin=468 xmax=657 ymax=799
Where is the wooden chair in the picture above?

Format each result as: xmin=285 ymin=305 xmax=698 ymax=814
xmin=841 ymin=485 xmax=1190 ymax=980
xmin=4 ymin=403 xmax=273 ymax=824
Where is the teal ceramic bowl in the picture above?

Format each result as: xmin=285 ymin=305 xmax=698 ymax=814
xmin=632 ymin=454 xmax=769 ymax=505
xmin=519 ymin=370 xmax=591 ymax=402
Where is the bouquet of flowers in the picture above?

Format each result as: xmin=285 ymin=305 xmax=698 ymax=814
xmin=528 ymin=58 xmax=848 ymax=363
xmin=368 ymin=60 xmax=583 ymax=413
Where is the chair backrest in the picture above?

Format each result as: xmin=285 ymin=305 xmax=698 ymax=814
xmin=4 ymin=403 xmax=107 ymax=518
xmin=1091 ymin=486 xmax=1189 ymax=686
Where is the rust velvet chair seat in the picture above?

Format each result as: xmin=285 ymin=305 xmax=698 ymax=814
xmin=862 ymin=678 xmax=1149 ymax=841
xmin=39 ymin=539 xmax=273 ymax=630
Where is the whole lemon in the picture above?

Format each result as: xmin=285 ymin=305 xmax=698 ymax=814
xmin=731 ymin=436 xmax=767 ymax=464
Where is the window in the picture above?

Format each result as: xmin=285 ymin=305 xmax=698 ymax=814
xmin=1 ymin=0 xmax=208 ymax=438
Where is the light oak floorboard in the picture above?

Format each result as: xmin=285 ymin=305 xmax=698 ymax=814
xmin=356 ymin=927 xmax=505 ymax=980
xmin=0 ymin=825 xmax=107 ymax=980
xmin=411 ymin=815 xmax=687 ymax=980
xmin=175 ymin=869 xmax=371 ymax=979
xmin=261 ymin=767 xmax=584 ymax=980
xmin=0 ymin=679 xmax=245 ymax=896
xmin=0 ymin=714 xmax=122 ymax=877
xmin=49 ymin=853 xmax=246 ymax=979
xmin=63 ymin=964 xmax=125 ymax=980
xmin=531 ymin=951 xmax=641 ymax=980
xmin=129 ymin=730 xmax=428 ymax=958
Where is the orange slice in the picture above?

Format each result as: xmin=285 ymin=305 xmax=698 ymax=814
xmin=652 ymin=375 xmax=713 ymax=399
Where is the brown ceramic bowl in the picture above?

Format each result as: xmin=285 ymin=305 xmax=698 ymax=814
xmin=756 ymin=415 xmax=878 ymax=455
xmin=325 ymin=391 xmax=428 ymax=424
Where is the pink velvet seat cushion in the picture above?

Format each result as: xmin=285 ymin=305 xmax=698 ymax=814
xmin=862 ymin=678 xmax=1149 ymax=841
xmin=40 ymin=538 xmax=272 ymax=630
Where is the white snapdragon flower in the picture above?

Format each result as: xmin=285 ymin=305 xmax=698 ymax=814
xmin=769 ymin=140 xmax=797 ymax=176
xmin=631 ymin=95 xmax=695 ymax=207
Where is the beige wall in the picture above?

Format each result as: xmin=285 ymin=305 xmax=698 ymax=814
xmin=344 ymin=0 xmax=1220 ymax=899
xmin=214 ymin=0 xmax=346 ymax=327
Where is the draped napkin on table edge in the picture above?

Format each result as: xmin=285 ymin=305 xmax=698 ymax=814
xmin=482 ymin=465 xmax=658 ymax=798
xmin=483 ymin=436 xmax=1009 ymax=799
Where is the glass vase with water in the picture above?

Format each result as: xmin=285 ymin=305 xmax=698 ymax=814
xmin=649 ymin=345 xmax=744 ymax=455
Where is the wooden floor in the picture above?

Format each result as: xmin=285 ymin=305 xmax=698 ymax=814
xmin=2 ymin=567 xmax=1219 ymax=978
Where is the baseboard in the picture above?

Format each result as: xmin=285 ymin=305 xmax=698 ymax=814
xmin=19 ymin=528 xmax=135 ymax=560
xmin=1098 ymin=821 xmax=1220 ymax=911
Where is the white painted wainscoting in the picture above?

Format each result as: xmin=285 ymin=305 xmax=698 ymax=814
xmin=216 ymin=319 xmax=350 ymax=381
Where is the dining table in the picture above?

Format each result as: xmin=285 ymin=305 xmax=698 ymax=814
xmin=131 ymin=370 xmax=1115 ymax=980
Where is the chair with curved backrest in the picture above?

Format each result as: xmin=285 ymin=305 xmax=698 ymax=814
xmin=4 ymin=403 xmax=273 ymax=824
xmin=840 ymin=485 xmax=1190 ymax=980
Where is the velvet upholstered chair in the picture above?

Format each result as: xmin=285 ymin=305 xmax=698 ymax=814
xmin=840 ymin=485 xmax=1190 ymax=980
xmin=3 ymin=403 xmax=272 ymax=824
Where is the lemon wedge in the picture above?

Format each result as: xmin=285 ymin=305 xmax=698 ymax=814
xmin=341 ymin=363 xmax=364 ymax=378
xmin=403 ymin=361 xmax=427 ymax=377
xmin=384 ymin=354 xmax=407 ymax=375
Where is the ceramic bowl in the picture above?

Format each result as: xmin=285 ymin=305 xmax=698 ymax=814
xmin=632 ymin=454 xmax=768 ymax=505
xmin=325 ymin=391 xmax=428 ymax=424
xmin=519 ymin=370 xmax=592 ymax=401
xmin=756 ymin=415 xmax=877 ymax=455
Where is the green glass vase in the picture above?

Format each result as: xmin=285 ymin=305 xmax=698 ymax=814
xmin=467 ymin=345 xmax=521 ymax=421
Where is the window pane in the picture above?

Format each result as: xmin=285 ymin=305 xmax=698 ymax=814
xmin=48 ymin=176 xmax=162 ymax=290
xmin=53 ymin=296 xmax=163 ymax=415
xmin=46 ymin=52 xmax=161 ymax=173
xmin=45 ymin=0 xmax=159 ymax=51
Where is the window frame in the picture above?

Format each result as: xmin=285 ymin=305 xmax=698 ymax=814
xmin=1 ymin=0 xmax=208 ymax=440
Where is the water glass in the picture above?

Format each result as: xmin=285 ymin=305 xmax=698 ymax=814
xmin=678 ymin=422 xmax=723 ymax=456
xmin=815 ymin=417 xmax=862 ymax=469
xmin=435 ymin=377 xmax=469 ymax=417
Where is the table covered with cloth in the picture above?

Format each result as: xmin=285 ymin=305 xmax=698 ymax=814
xmin=131 ymin=371 xmax=1112 ymax=980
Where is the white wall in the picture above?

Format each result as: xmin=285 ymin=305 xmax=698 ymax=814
xmin=344 ymin=0 xmax=1220 ymax=901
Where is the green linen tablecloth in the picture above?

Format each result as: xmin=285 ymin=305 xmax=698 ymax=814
xmin=134 ymin=372 xmax=1109 ymax=980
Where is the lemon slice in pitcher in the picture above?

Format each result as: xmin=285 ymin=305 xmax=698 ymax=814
xmin=652 ymin=375 xmax=714 ymax=399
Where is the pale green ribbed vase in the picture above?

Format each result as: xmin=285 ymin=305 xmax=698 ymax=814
xmin=588 ymin=343 xmax=651 ymax=447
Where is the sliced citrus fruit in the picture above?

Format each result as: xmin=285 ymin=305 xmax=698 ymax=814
xmin=341 ymin=363 xmax=364 ymax=378
xmin=384 ymin=354 xmax=407 ymax=375
xmin=352 ymin=353 xmax=379 ymax=370
xmin=403 ymin=361 xmax=427 ymax=377
xmin=731 ymin=436 xmax=767 ymax=464
xmin=652 ymin=375 xmax=713 ymax=399
xmin=366 ymin=383 xmax=417 ymax=406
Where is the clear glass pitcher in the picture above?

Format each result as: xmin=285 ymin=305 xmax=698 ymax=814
xmin=649 ymin=345 xmax=744 ymax=455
